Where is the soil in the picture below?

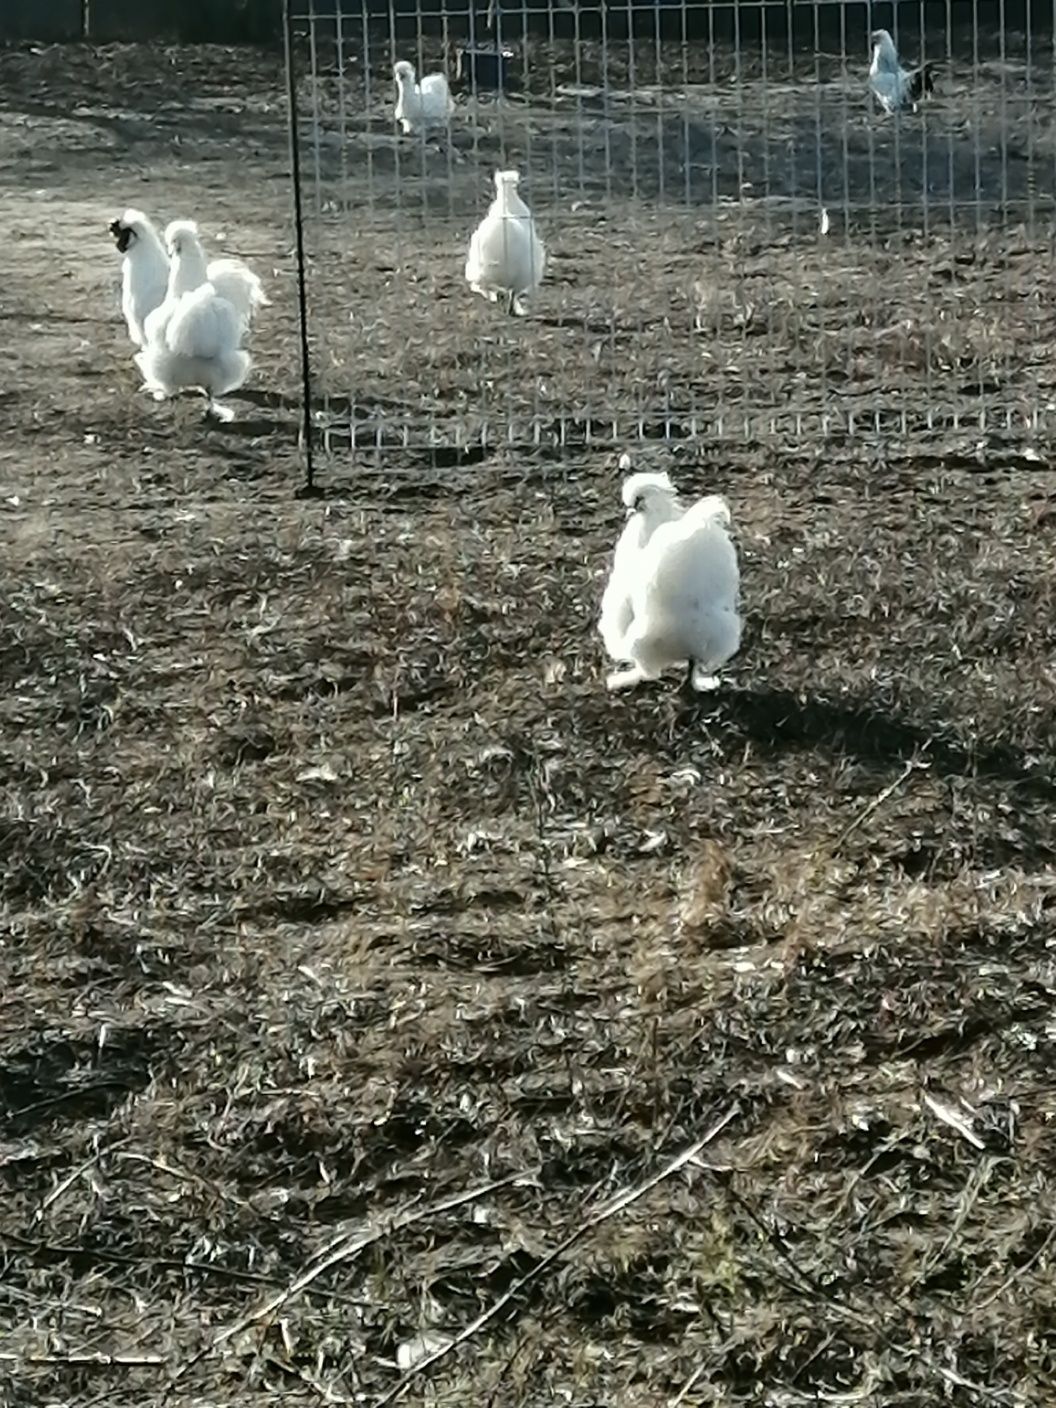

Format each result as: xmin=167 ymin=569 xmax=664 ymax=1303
xmin=2 ymin=30 xmax=1056 ymax=1408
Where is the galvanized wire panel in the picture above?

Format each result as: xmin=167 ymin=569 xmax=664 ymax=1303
xmin=289 ymin=0 xmax=1055 ymax=459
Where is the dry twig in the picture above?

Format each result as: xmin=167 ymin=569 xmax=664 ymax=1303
xmin=832 ymin=758 xmax=918 ymax=851
xmin=377 ymin=1105 xmax=740 ymax=1407
xmin=211 ymin=1174 xmax=524 ymax=1349
xmin=0 ymin=1350 xmax=166 ymax=1368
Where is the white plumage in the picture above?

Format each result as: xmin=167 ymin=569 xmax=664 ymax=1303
xmin=599 ymin=469 xmax=683 ymax=663
xmin=109 ymin=208 xmax=269 ymax=347
xmin=868 ymin=29 xmax=935 ymax=114
xmin=134 ymin=222 xmax=250 ymax=422
xmin=599 ymin=466 xmax=742 ymax=693
xmin=465 ymin=170 xmax=546 ymax=317
xmin=393 ymin=60 xmax=454 ymax=134
xmin=109 ymin=209 xmax=169 ymax=348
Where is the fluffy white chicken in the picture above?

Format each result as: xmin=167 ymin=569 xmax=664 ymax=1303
xmin=868 ymin=29 xmax=935 ymax=114
xmin=599 ymin=467 xmax=741 ymax=694
xmin=134 ymin=222 xmax=251 ymax=422
xmin=393 ymin=60 xmax=455 ymax=135
xmin=599 ymin=468 xmax=682 ymax=663
xmin=109 ymin=208 xmax=269 ymax=347
xmin=464 ymin=170 xmax=546 ymax=317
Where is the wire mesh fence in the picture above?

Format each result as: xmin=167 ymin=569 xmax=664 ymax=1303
xmin=288 ymin=0 xmax=1056 ymax=461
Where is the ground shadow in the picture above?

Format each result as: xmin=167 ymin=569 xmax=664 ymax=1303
xmin=688 ymin=684 xmax=1056 ymax=797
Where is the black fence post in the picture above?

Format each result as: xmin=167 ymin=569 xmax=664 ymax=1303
xmin=284 ymin=0 xmax=319 ymax=496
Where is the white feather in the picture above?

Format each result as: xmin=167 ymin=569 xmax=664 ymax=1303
xmin=207 ymin=257 xmax=270 ymax=329
xmin=869 ymin=29 xmax=914 ymax=114
xmin=112 ymin=208 xmax=169 ymax=348
xmin=393 ymin=60 xmax=454 ymax=134
xmin=111 ymin=209 xmax=269 ymax=347
xmin=164 ymin=220 xmax=211 ymax=297
xmin=136 ymin=282 xmax=250 ymax=402
xmin=599 ymin=472 xmax=741 ymax=693
xmin=136 ymin=227 xmax=250 ymax=406
xmin=598 ymin=472 xmax=681 ymax=662
xmin=465 ymin=170 xmax=546 ymax=316
xmin=164 ymin=219 xmax=270 ymax=335
xmin=165 ymin=284 xmax=244 ymax=362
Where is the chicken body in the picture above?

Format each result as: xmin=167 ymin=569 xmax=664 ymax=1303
xmin=869 ymin=29 xmax=934 ymax=113
xmin=135 ymin=223 xmax=251 ymax=420
xmin=109 ymin=208 xmax=268 ymax=347
xmin=600 ymin=471 xmax=741 ymax=693
xmin=599 ymin=471 xmax=684 ymax=663
xmin=465 ymin=170 xmax=546 ymax=316
xmin=393 ymin=61 xmax=454 ymax=134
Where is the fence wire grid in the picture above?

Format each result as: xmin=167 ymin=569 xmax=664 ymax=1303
xmin=289 ymin=1 xmax=1056 ymax=460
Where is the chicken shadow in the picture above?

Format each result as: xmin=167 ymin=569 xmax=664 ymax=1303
xmin=536 ymin=315 xmax=620 ymax=334
xmin=236 ymin=388 xmax=300 ymax=411
xmin=213 ymin=415 xmax=286 ymax=440
xmin=237 ymin=389 xmax=415 ymax=418
xmin=679 ymin=684 xmax=1056 ymax=799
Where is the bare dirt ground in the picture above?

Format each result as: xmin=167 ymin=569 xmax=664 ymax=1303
xmin=3 ymin=31 xmax=1056 ymax=1408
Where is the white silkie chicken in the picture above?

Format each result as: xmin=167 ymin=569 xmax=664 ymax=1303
xmin=599 ymin=467 xmax=741 ymax=694
xmin=464 ymin=170 xmax=546 ymax=317
xmin=599 ymin=467 xmax=682 ymax=664
xmin=868 ymin=29 xmax=936 ymax=114
xmin=108 ymin=208 xmax=269 ymax=347
xmin=393 ymin=60 xmax=455 ymax=135
xmin=134 ymin=221 xmax=251 ymax=422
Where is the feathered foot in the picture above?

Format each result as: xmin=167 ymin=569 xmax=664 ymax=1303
xmin=680 ymin=660 xmax=721 ymax=697
xmin=606 ymin=665 xmax=647 ymax=692
xmin=205 ymin=398 xmax=236 ymax=423
xmin=690 ymin=663 xmax=721 ymax=693
xmin=134 ymin=352 xmax=168 ymax=400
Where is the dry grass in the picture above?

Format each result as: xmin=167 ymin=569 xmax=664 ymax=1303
xmin=2 ymin=32 xmax=1056 ymax=1408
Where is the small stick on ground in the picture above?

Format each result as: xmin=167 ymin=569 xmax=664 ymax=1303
xmin=0 ymin=1351 xmax=166 ymax=1368
xmin=832 ymin=757 xmax=918 ymax=852
xmin=377 ymin=1104 xmax=740 ymax=1408
xmin=163 ymin=1175 xmax=524 ymax=1402
xmin=668 ymin=1358 xmax=710 ymax=1406
xmin=212 ymin=1173 xmax=523 ymax=1348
